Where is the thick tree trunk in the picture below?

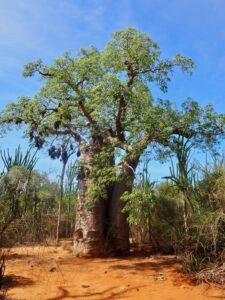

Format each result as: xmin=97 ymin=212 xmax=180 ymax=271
xmin=73 ymin=178 xmax=106 ymax=256
xmin=73 ymin=142 xmax=106 ymax=257
xmin=108 ymin=157 xmax=138 ymax=255
xmin=108 ymin=182 xmax=130 ymax=255
xmin=73 ymin=143 xmax=139 ymax=257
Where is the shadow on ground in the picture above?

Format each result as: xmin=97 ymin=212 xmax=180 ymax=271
xmin=47 ymin=285 xmax=145 ymax=300
xmin=5 ymin=253 xmax=34 ymax=261
xmin=2 ymin=274 xmax=34 ymax=289
xmin=108 ymin=256 xmax=180 ymax=273
xmin=0 ymin=274 xmax=34 ymax=300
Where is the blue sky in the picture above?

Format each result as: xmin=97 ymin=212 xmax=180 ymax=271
xmin=0 ymin=0 xmax=225 ymax=181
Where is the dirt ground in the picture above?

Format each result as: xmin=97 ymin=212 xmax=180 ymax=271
xmin=1 ymin=240 xmax=224 ymax=300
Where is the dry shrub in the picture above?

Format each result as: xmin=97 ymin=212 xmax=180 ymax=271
xmin=194 ymin=263 xmax=225 ymax=286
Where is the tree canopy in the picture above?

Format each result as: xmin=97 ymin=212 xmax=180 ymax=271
xmin=1 ymin=28 xmax=224 ymax=161
xmin=1 ymin=27 xmax=225 ymax=256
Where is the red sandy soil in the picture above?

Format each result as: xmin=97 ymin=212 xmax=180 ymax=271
xmin=1 ymin=240 xmax=224 ymax=300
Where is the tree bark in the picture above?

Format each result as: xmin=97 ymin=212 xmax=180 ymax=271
xmin=73 ymin=142 xmax=106 ymax=257
xmin=73 ymin=144 xmax=139 ymax=257
xmin=73 ymin=179 xmax=106 ymax=256
xmin=108 ymin=182 xmax=130 ymax=255
xmin=182 ymin=190 xmax=191 ymax=264
xmin=108 ymin=157 xmax=138 ymax=255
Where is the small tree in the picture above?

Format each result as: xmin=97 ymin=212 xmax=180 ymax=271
xmin=0 ymin=147 xmax=38 ymax=243
xmin=64 ymin=160 xmax=78 ymax=236
xmin=123 ymin=154 xmax=156 ymax=244
xmin=48 ymin=140 xmax=76 ymax=242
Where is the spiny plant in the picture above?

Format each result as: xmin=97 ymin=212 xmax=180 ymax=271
xmin=164 ymin=136 xmax=196 ymax=270
xmin=0 ymin=146 xmax=38 ymax=173
xmin=0 ymin=146 xmax=38 ymax=244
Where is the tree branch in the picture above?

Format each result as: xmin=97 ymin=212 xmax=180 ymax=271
xmin=115 ymin=95 xmax=126 ymax=142
xmin=50 ymin=128 xmax=82 ymax=143
xmin=67 ymin=82 xmax=97 ymax=128
xmin=38 ymin=69 xmax=54 ymax=77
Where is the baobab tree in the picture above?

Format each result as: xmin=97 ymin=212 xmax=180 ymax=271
xmin=1 ymin=28 xmax=224 ymax=256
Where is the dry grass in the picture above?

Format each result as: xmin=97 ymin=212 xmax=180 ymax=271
xmin=194 ymin=263 xmax=225 ymax=287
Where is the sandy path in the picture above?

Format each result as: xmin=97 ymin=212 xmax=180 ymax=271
xmin=1 ymin=241 xmax=224 ymax=300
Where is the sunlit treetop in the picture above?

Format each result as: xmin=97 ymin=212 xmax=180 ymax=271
xmin=1 ymin=28 xmax=224 ymax=158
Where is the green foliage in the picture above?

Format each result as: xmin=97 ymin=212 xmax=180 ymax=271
xmin=124 ymin=150 xmax=225 ymax=268
xmin=0 ymin=147 xmax=38 ymax=242
xmin=166 ymin=137 xmax=194 ymax=187
xmin=0 ymin=146 xmax=38 ymax=173
xmin=123 ymin=164 xmax=183 ymax=252
xmin=123 ymin=184 xmax=155 ymax=226
xmin=123 ymin=156 xmax=155 ymax=225
xmin=190 ymin=159 xmax=225 ymax=260
xmin=104 ymin=28 xmax=194 ymax=92
xmin=152 ymin=182 xmax=183 ymax=252
xmin=86 ymin=147 xmax=118 ymax=206
xmin=122 ymin=156 xmax=156 ymax=244
xmin=0 ymin=146 xmax=61 ymax=245
xmin=0 ymin=166 xmax=30 ymax=242
xmin=1 ymin=27 xmax=220 ymax=193
xmin=0 ymin=166 xmax=60 ymax=245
